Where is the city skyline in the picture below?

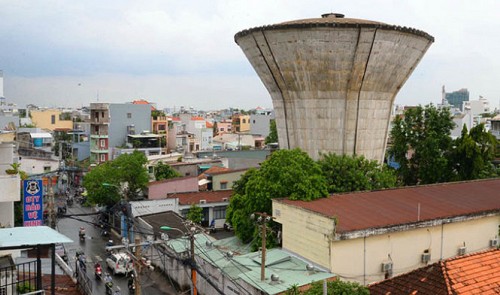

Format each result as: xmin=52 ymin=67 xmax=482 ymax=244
xmin=1 ymin=1 xmax=500 ymax=110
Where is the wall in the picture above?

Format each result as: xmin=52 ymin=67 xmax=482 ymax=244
xmin=0 ymin=142 xmax=19 ymax=227
xmin=148 ymin=176 xmax=198 ymax=200
xmin=211 ymin=170 xmax=246 ymax=191
xmin=250 ymin=113 xmax=274 ymax=137
xmin=20 ymin=157 xmax=60 ymax=175
xmin=272 ymin=200 xmax=334 ymax=271
xmin=30 ymin=109 xmax=73 ymax=131
xmin=108 ymin=103 xmax=151 ymax=155
xmin=273 ymin=198 xmax=500 ymax=285
xmin=330 ymin=215 xmax=499 ymax=285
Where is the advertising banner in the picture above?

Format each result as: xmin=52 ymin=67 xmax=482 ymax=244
xmin=23 ymin=179 xmax=43 ymax=227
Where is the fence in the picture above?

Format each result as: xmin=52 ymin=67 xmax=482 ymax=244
xmin=0 ymin=260 xmax=40 ymax=295
xmin=74 ymin=259 xmax=92 ymax=295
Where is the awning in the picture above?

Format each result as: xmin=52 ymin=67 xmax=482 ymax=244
xmin=198 ymin=179 xmax=211 ymax=186
xmin=30 ymin=132 xmax=52 ymax=139
xmin=0 ymin=226 xmax=72 ymax=249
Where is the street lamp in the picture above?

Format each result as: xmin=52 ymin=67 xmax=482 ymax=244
xmin=160 ymin=225 xmax=197 ymax=295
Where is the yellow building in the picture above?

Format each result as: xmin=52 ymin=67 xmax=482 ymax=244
xmin=272 ymin=179 xmax=500 ymax=285
xmin=30 ymin=109 xmax=73 ymax=131
xmin=231 ymin=114 xmax=250 ymax=133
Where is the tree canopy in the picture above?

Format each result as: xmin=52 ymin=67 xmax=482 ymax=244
xmin=186 ymin=204 xmax=203 ymax=224
xmin=389 ymin=104 xmax=498 ymax=185
xmin=154 ymin=161 xmax=181 ymax=181
xmin=265 ymin=119 xmax=278 ymax=144
xmin=286 ymin=280 xmax=369 ymax=295
xmin=226 ymin=149 xmax=328 ymax=245
xmin=388 ymin=104 xmax=455 ymax=185
xmin=319 ymin=153 xmax=398 ymax=193
xmin=83 ymin=151 xmax=149 ymax=205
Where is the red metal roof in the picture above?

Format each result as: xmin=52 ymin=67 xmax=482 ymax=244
xmin=174 ymin=190 xmax=233 ymax=205
xmin=278 ymin=179 xmax=500 ymax=234
xmin=369 ymin=249 xmax=500 ymax=295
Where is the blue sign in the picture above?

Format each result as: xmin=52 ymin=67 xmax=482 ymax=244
xmin=23 ymin=180 xmax=43 ymax=227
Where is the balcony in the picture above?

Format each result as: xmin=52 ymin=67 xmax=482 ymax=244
xmin=90 ymin=147 xmax=109 ymax=154
xmin=90 ymin=133 xmax=109 ymax=139
xmin=0 ymin=174 xmax=20 ymax=202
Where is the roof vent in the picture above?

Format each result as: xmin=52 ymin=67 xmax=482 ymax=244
xmin=205 ymin=241 xmax=213 ymax=248
xmin=271 ymin=274 xmax=280 ymax=282
xmin=321 ymin=13 xmax=345 ymax=19
xmin=226 ymin=251 xmax=233 ymax=258
xmin=306 ymin=264 xmax=315 ymax=271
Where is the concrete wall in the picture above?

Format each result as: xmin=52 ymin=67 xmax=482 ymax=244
xmin=109 ymin=103 xmax=151 ymax=156
xmin=211 ymin=170 xmax=246 ymax=191
xmin=272 ymin=200 xmax=335 ymax=271
xmin=250 ymin=113 xmax=274 ymax=137
xmin=236 ymin=20 xmax=433 ymax=162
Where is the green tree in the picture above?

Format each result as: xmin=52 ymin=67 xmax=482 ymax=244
xmin=319 ymin=153 xmax=398 ymax=193
xmin=388 ymin=104 xmax=455 ymax=185
xmin=186 ymin=204 xmax=203 ymax=224
xmin=293 ymin=279 xmax=369 ymax=295
xmin=265 ymin=119 xmax=278 ymax=144
xmin=83 ymin=151 xmax=149 ymax=205
xmin=226 ymin=149 xmax=328 ymax=244
xmin=154 ymin=161 xmax=181 ymax=181
xmin=450 ymin=123 xmax=498 ymax=180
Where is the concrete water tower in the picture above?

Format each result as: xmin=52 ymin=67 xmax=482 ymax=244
xmin=235 ymin=13 xmax=434 ymax=162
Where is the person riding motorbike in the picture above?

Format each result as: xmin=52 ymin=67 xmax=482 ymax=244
xmin=94 ymin=262 xmax=102 ymax=280
xmin=79 ymin=227 xmax=86 ymax=241
xmin=128 ymin=274 xmax=136 ymax=294
xmin=104 ymin=273 xmax=113 ymax=295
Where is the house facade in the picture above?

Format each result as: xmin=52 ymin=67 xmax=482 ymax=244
xmin=272 ymin=179 xmax=500 ymax=285
xmin=30 ymin=109 xmax=73 ymax=131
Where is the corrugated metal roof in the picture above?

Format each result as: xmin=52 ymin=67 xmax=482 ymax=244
xmin=278 ymin=179 xmax=500 ymax=234
xmin=0 ymin=226 xmax=72 ymax=248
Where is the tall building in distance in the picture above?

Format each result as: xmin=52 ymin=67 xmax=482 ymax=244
xmin=442 ymin=86 xmax=469 ymax=111
xmin=235 ymin=13 xmax=434 ymax=163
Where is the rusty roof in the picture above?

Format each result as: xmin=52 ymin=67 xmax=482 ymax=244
xmin=174 ymin=190 xmax=233 ymax=205
xmin=369 ymin=249 xmax=500 ymax=295
xmin=235 ymin=13 xmax=434 ymax=42
xmin=277 ymin=179 xmax=500 ymax=234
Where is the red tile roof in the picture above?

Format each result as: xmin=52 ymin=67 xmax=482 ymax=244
xmin=198 ymin=166 xmax=231 ymax=179
xmin=206 ymin=121 xmax=214 ymax=128
xmin=277 ymin=179 xmax=500 ymax=234
xmin=191 ymin=116 xmax=205 ymax=121
xmin=173 ymin=190 xmax=233 ymax=205
xmin=132 ymin=99 xmax=156 ymax=110
xmin=369 ymin=249 xmax=500 ymax=295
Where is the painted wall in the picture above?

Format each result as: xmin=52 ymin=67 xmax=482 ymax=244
xmin=30 ymin=109 xmax=73 ymax=131
xmin=148 ymin=176 xmax=198 ymax=200
xmin=211 ymin=170 xmax=246 ymax=191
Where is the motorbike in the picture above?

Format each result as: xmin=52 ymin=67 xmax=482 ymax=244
xmin=128 ymin=276 xmax=136 ymax=295
xmin=95 ymin=263 xmax=102 ymax=280
xmin=105 ymin=281 xmax=113 ymax=295
xmin=100 ymin=224 xmax=109 ymax=237
xmin=79 ymin=228 xmax=86 ymax=242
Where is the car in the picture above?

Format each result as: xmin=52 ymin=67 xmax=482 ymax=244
xmin=106 ymin=252 xmax=133 ymax=275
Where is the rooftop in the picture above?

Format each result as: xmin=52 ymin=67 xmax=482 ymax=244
xmin=369 ymin=248 xmax=500 ymax=295
xmin=277 ymin=178 xmax=500 ymax=235
xmin=0 ymin=226 xmax=72 ymax=249
xmin=173 ymin=190 xmax=233 ymax=206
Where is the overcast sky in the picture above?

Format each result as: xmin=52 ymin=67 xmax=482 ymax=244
xmin=1 ymin=0 xmax=499 ymax=111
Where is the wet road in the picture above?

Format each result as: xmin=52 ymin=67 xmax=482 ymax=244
xmin=56 ymin=198 xmax=179 ymax=295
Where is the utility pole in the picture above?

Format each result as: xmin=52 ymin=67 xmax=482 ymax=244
xmin=48 ymin=176 xmax=56 ymax=229
xmin=190 ymin=231 xmax=197 ymax=295
xmin=251 ymin=212 xmax=274 ymax=281
xmin=135 ymin=236 xmax=142 ymax=295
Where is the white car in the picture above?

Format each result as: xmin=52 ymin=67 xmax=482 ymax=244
xmin=106 ymin=252 xmax=133 ymax=275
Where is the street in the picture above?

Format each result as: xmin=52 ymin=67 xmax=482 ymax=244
xmin=56 ymin=197 xmax=180 ymax=295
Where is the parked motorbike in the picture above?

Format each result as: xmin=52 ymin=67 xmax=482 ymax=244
xmin=128 ymin=274 xmax=136 ymax=295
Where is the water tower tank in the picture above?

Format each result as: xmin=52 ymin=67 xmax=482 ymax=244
xmin=235 ymin=13 xmax=434 ymax=162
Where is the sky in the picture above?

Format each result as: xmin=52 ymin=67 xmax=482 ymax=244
xmin=1 ymin=0 xmax=499 ymax=111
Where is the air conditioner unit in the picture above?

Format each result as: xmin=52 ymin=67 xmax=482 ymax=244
xmin=458 ymin=246 xmax=467 ymax=256
xmin=381 ymin=262 xmax=393 ymax=272
xmin=199 ymin=200 xmax=206 ymax=204
xmin=490 ymin=239 xmax=499 ymax=247
xmin=421 ymin=253 xmax=431 ymax=263
xmin=222 ymin=198 xmax=228 ymax=202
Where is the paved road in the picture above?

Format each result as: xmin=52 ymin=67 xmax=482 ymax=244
xmin=56 ymin=198 xmax=180 ymax=295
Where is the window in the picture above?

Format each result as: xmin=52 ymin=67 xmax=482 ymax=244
xmin=148 ymin=166 xmax=154 ymax=173
xmin=43 ymin=166 xmax=51 ymax=172
xmin=127 ymin=113 xmax=132 ymax=119
xmin=253 ymin=120 xmax=256 ymax=124
xmin=220 ymin=127 xmax=224 ymax=131
xmin=95 ymin=126 xmax=99 ymax=133
xmin=242 ymin=119 xmax=246 ymax=123
xmin=100 ymin=154 xmax=106 ymax=162
xmin=100 ymin=139 xmax=106 ymax=147
xmin=213 ymin=206 xmax=226 ymax=219
xmin=102 ymin=111 xmax=105 ymax=118
xmin=51 ymin=115 xmax=56 ymax=124
xmin=220 ymin=182 xmax=227 ymax=190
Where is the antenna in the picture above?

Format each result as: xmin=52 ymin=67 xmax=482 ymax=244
xmin=96 ymin=90 xmax=100 ymax=102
